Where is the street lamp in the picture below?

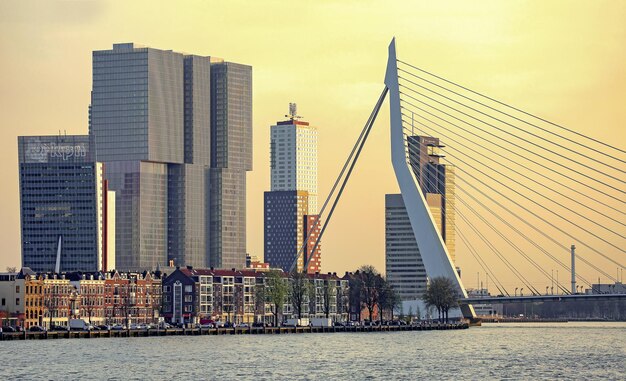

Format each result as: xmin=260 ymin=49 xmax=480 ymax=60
xmin=520 ymin=288 xmax=524 ymax=297
xmin=545 ymin=286 xmax=549 ymax=295
xmin=515 ymin=287 xmax=518 ymax=296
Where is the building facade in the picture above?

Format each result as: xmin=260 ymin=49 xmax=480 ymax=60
xmin=264 ymin=191 xmax=309 ymax=272
xmin=18 ymin=135 xmax=114 ymax=273
xmin=264 ymin=105 xmax=321 ymax=273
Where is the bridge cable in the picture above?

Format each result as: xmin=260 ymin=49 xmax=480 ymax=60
xmin=401 ymin=115 xmax=623 ymax=278
xmin=397 ymin=66 xmax=626 ymax=172
xmin=399 ymin=108 xmax=626 ymax=262
xmin=398 ymin=97 xmax=625 ymax=208
xmin=400 ymin=105 xmax=626 ymax=224
xmin=457 ymin=230 xmax=508 ymax=296
xmin=398 ymin=86 xmax=626 ymax=192
xmin=396 ymin=59 xmax=626 ymax=157
xmin=399 ymin=110 xmax=626 ymax=234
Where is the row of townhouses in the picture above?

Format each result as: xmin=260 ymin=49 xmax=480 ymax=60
xmin=1 ymin=267 xmax=363 ymax=328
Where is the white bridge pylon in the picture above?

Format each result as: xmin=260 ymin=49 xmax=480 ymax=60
xmin=384 ymin=38 xmax=476 ymax=319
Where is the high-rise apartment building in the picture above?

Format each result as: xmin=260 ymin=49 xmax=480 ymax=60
xmin=385 ymin=135 xmax=456 ymax=300
xmin=18 ymin=135 xmax=115 ymax=272
xmin=264 ymin=104 xmax=320 ymax=273
xmin=90 ymin=43 xmax=251 ymax=271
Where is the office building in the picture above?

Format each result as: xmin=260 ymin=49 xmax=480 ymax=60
xmin=90 ymin=43 xmax=251 ymax=271
xmin=385 ymin=194 xmax=427 ymax=300
xmin=18 ymin=135 xmax=115 ymax=273
xmin=265 ymin=104 xmax=320 ymax=272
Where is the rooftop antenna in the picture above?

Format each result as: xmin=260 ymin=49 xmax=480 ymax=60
xmin=285 ymin=102 xmax=302 ymax=121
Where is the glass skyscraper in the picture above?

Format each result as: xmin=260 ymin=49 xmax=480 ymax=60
xmin=18 ymin=135 xmax=114 ymax=272
xmin=90 ymin=43 xmax=252 ymax=271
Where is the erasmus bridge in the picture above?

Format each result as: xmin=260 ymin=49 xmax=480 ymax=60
xmin=292 ymin=39 xmax=626 ymax=319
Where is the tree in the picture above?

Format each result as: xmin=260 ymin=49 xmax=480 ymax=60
xmin=6 ymin=266 xmax=17 ymax=273
xmin=290 ymin=272 xmax=312 ymax=320
xmin=377 ymin=279 xmax=400 ymax=321
xmin=322 ymin=279 xmax=337 ymax=319
xmin=422 ymin=276 xmax=459 ymax=323
xmin=357 ymin=265 xmax=382 ymax=322
xmin=265 ymin=270 xmax=287 ymax=326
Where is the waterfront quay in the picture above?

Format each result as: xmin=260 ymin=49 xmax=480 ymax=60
xmin=0 ymin=322 xmax=468 ymax=341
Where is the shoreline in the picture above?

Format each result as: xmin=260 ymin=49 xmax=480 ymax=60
xmin=0 ymin=323 xmax=468 ymax=341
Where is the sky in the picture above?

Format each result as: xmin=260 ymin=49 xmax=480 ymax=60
xmin=0 ymin=0 xmax=624 ymax=292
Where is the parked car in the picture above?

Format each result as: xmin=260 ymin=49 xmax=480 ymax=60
xmin=111 ymin=324 xmax=126 ymax=330
xmin=213 ymin=321 xmax=225 ymax=328
xmin=13 ymin=325 xmax=24 ymax=332
xmin=333 ymin=321 xmax=346 ymax=327
xmin=223 ymin=322 xmax=234 ymax=328
xmin=196 ymin=322 xmax=214 ymax=329
xmin=29 ymin=325 xmax=46 ymax=332
xmin=50 ymin=324 xmax=68 ymax=331
xmin=1 ymin=326 xmax=16 ymax=332
xmin=97 ymin=325 xmax=111 ymax=331
xmin=238 ymin=323 xmax=249 ymax=328
xmin=252 ymin=322 xmax=266 ymax=328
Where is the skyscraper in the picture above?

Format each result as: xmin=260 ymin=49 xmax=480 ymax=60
xmin=264 ymin=104 xmax=320 ymax=272
xmin=385 ymin=194 xmax=426 ymax=300
xmin=90 ymin=43 xmax=251 ymax=271
xmin=18 ymin=135 xmax=115 ymax=272
xmin=209 ymin=62 xmax=253 ymax=270
xmin=385 ymin=135 xmax=456 ymax=300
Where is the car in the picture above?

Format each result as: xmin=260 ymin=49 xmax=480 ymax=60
xmin=252 ymin=322 xmax=266 ymax=328
xmin=238 ymin=323 xmax=249 ymax=328
xmin=1 ymin=326 xmax=16 ymax=332
xmin=13 ymin=325 xmax=24 ymax=332
xmin=223 ymin=322 xmax=234 ymax=328
xmin=111 ymin=324 xmax=126 ymax=330
xmin=213 ymin=321 xmax=225 ymax=328
xmin=130 ymin=323 xmax=147 ymax=330
xmin=97 ymin=325 xmax=111 ymax=330
xmin=50 ymin=324 xmax=68 ymax=331
xmin=29 ymin=325 xmax=46 ymax=332
xmin=333 ymin=321 xmax=346 ymax=327
xmin=196 ymin=323 xmax=214 ymax=329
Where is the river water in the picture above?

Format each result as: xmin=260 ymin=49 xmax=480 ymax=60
xmin=1 ymin=322 xmax=624 ymax=380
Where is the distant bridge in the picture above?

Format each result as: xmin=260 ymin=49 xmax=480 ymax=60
xmin=462 ymin=293 xmax=626 ymax=305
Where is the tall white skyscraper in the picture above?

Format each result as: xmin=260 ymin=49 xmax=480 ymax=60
xmin=270 ymin=104 xmax=318 ymax=213
xmin=265 ymin=104 xmax=321 ymax=272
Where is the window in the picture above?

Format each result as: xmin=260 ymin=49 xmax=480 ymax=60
xmin=16 ymin=298 xmax=20 ymax=306
xmin=184 ymin=295 xmax=192 ymax=302
xmin=15 ymin=286 xmax=20 ymax=293
xmin=184 ymin=285 xmax=193 ymax=293
xmin=1 ymin=298 xmax=5 ymax=306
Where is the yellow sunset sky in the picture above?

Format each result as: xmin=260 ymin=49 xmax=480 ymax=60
xmin=0 ymin=0 xmax=624 ymax=291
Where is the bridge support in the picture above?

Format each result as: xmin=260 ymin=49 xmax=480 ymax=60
xmin=385 ymin=38 xmax=475 ymax=320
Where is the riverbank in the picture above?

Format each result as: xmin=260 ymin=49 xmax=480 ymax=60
xmin=0 ymin=322 xmax=468 ymax=341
